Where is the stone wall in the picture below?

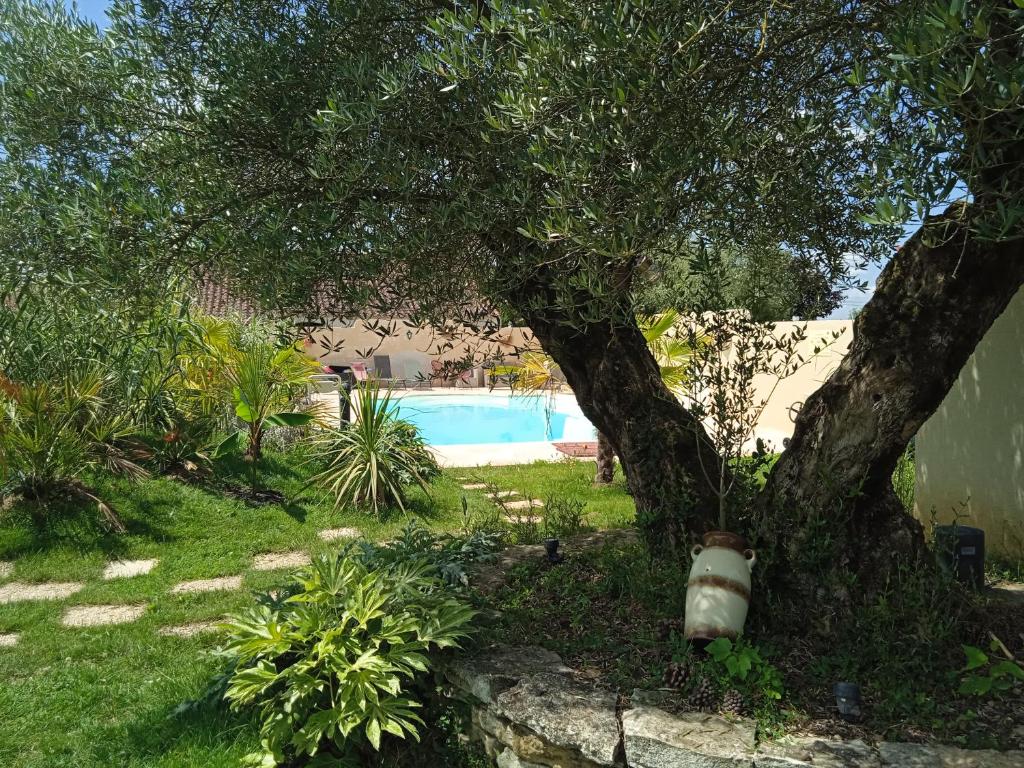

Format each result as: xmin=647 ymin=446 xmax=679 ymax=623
xmin=442 ymin=645 xmax=1024 ymax=768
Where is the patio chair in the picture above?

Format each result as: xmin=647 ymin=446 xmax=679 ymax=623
xmin=350 ymin=362 xmax=370 ymax=382
xmin=429 ymin=359 xmax=452 ymax=387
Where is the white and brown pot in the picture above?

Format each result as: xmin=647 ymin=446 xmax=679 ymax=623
xmin=684 ymin=531 xmax=756 ymax=644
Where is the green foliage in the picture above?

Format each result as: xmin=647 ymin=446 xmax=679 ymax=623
xmin=703 ymin=637 xmax=784 ymax=704
xmin=310 ymin=382 xmax=438 ymax=517
xmin=221 ymin=551 xmax=476 ymax=765
xmin=860 ymin=1 xmax=1024 ymax=243
xmin=892 ymin=443 xmax=915 ymax=514
xmin=0 ymin=370 xmax=148 ymax=531
xmin=958 ymin=641 xmax=1024 ymax=697
xmin=542 ymin=495 xmax=589 ymax=540
xmin=212 ymin=338 xmax=320 ymax=462
xmin=355 ymin=520 xmax=502 ymax=588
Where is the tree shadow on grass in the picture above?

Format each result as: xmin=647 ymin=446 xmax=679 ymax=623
xmin=103 ymin=691 xmax=256 ymax=766
xmin=0 ymin=495 xmax=178 ymax=561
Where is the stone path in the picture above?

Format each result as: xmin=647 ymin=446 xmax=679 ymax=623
xmin=62 ymin=604 xmax=146 ymax=627
xmin=252 ymin=551 xmax=311 ymax=571
xmin=103 ymin=559 xmax=158 ymax=580
xmin=486 ymin=491 xmax=520 ymax=499
xmin=461 ymin=483 xmax=487 ymax=490
xmin=318 ymin=527 xmax=362 ymax=542
xmin=171 ymin=576 xmax=243 ymax=595
xmin=0 ymin=581 xmax=84 ymax=604
xmin=504 ymin=499 xmax=544 ymax=511
xmin=0 ymin=528 xmax=370 ymax=640
xmin=503 ymin=514 xmax=543 ymax=524
xmin=158 ymin=620 xmax=221 ymax=638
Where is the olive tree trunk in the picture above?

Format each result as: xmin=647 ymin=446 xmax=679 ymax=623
xmin=594 ymin=431 xmax=616 ymax=485
xmin=756 ymin=211 xmax=1024 ymax=605
xmin=526 ymin=311 xmax=719 ymax=552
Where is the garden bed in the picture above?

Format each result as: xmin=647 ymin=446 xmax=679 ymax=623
xmin=476 ymin=533 xmax=1024 ymax=753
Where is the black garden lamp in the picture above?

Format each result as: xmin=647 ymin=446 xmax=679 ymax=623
xmin=833 ymin=682 xmax=862 ymax=722
xmin=543 ymin=537 xmax=563 ymax=564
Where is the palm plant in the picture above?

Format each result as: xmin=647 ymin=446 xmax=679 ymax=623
xmin=0 ymin=371 xmax=148 ymax=532
xmin=310 ymin=381 xmax=438 ymax=517
xmin=212 ymin=338 xmax=322 ymax=461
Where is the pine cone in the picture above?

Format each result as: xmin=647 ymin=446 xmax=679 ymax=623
xmin=721 ymin=689 xmax=747 ymax=717
xmin=662 ymin=661 xmax=691 ymax=689
xmin=656 ymin=617 xmax=683 ymax=641
xmin=688 ymin=678 xmax=716 ymax=712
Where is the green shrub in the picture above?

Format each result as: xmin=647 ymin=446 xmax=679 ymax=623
xmin=221 ymin=551 xmax=475 ymax=766
xmin=542 ymin=495 xmax=589 ymax=539
xmin=356 ymin=520 xmax=503 ymax=588
xmin=310 ymin=382 xmax=438 ymax=516
xmin=0 ymin=370 xmax=148 ymax=531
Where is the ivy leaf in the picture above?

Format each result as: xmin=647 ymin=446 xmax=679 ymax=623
xmin=958 ymin=675 xmax=992 ymax=696
xmin=962 ymin=644 xmax=988 ymax=671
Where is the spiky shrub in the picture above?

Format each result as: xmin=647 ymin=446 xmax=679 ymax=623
xmin=0 ymin=371 xmax=148 ymax=531
xmin=221 ymin=552 xmax=475 ymax=765
xmin=311 ymin=382 xmax=438 ymax=517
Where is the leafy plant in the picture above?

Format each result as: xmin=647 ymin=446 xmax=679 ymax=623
xmin=354 ymin=520 xmax=502 ymax=588
xmin=959 ymin=641 xmax=1024 ymax=697
xmin=0 ymin=371 xmax=148 ymax=531
xmin=543 ymin=495 xmax=589 ymax=539
xmin=682 ymin=311 xmax=843 ymax=530
xmin=221 ymin=551 xmax=476 ymax=765
xmin=310 ymin=382 xmax=438 ymax=516
xmin=704 ymin=636 xmax=784 ymax=704
xmin=213 ymin=339 xmax=321 ymax=461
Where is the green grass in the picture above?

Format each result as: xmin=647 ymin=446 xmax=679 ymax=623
xmin=0 ymin=452 xmax=634 ymax=767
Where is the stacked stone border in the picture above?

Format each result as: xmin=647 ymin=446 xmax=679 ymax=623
xmin=442 ymin=644 xmax=1024 ymax=768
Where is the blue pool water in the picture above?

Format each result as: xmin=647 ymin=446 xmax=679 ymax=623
xmin=394 ymin=393 xmax=595 ymax=446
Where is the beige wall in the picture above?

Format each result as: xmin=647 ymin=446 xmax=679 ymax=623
xmin=748 ymin=320 xmax=853 ymax=452
xmin=914 ymin=288 xmax=1024 ymax=558
xmin=302 ymin=320 xmax=534 ymax=382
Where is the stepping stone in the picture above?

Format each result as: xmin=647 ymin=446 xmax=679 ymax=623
xmin=102 ymin=558 xmax=158 ymax=580
xmin=158 ymin=620 xmax=221 ymax=638
xmin=486 ymin=490 xmax=521 ymax=499
xmin=504 ymin=499 xmax=544 ymax=510
xmin=252 ymin=551 xmax=311 ymax=571
xmin=318 ymin=527 xmax=362 ymax=542
xmin=0 ymin=581 xmax=84 ymax=605
xmin=503 ymin=514 xmax=543 ymax=525
xmin=170 ymin=575 xmax=243 ymax=595
xmin=0 ymin=632 xmax=19 ymax=647
xmin=461 ymin=483 xmax=487 ymax=490
xmin=62 ymin=604 xmax=146 ymax=627
xmin=0 ymin=562 xmax=12 ymax=579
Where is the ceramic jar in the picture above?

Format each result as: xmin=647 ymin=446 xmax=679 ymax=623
xmin=684 ymin=531 xmax=756 ymax=643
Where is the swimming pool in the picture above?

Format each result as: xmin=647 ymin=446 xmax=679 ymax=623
xmin=394 ymin=392 xmax=596 ymax=446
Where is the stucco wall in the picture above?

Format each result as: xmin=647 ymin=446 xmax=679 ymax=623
xmin=302 ymin=320 xmax=535 ymax=382
xmin=914 ymin=288 xmax=1024 ymax=558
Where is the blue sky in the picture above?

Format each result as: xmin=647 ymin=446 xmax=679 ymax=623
xmin=65 ymin=0 xmax=890 ymax=319
xmin=67 ymin=0 xmax=109 ymax=24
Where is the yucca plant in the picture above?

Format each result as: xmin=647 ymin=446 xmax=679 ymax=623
xmin=222 ymin=551 xmax=475 ymax=765
xmin=0 ymin=371 xmax=148 ymax=531
xmin=310 ymin=382 xmax=438 ymax=517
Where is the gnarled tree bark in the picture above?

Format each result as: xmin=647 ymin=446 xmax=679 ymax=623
xmin=526 ymin=310 xmax=720 ymax=551
xmin=756 ymin=208 xmax=1024 ymax=613
xmin=594 ymin=431 xmax=616 ymax=485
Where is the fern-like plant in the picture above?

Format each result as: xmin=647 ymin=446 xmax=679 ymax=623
xmin=310 ymin=382 xmax=438 ymax=517
xmin=0 ymin=371 xmax=148 ymax=531
xmin=221 ymin=552 xmax=475 ymax=765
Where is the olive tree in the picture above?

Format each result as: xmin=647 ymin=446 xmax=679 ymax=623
xmin=121 ymin=0 xmax=892 ymax=552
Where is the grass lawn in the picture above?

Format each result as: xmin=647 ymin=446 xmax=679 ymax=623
xmin=0 ymin=452 xmax=633 ymax=768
